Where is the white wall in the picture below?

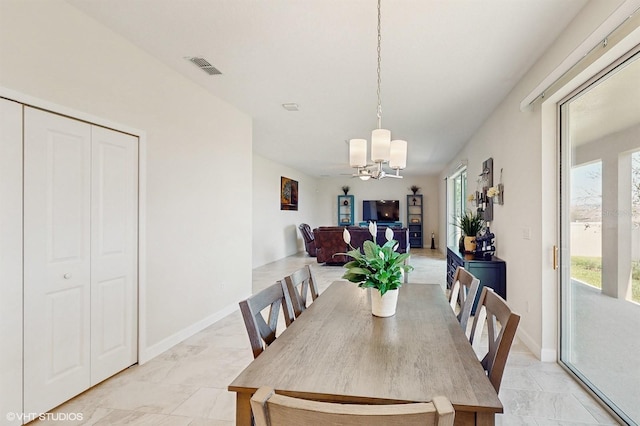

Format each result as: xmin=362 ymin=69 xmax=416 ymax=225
xmin=438 ymin=0 xmax=633 ymax=359
xmin=252 ymin=155 xmax=320 ymax=267
xmin=316 ymin=175 xmax=441 ymax=248
xmin=0 ymin=0 xmax=253 ymax=361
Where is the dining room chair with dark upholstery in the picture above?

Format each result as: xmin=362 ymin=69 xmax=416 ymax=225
xmin=469 ymin=286 xmax=521 ymax=393
xmin=282 ymin=265 xmax=319 ymax=318
xmin=250 ymin=386 xmax=455 ymax=426
xmin=239 ymin=282 xmax=295 ymax=359
xmin=448 ymin=266 xmax=480 ymax=334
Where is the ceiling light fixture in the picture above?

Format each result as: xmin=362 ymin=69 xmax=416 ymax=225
xmin=349 ymin=0 xmax=407 ymax=181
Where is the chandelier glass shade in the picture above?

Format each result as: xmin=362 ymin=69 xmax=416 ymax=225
xmin=349 ymin=139 xmax=367 ymax=167
xmin=390 ymin=140 xmax=407 ymax=169
xmin=349 ymin=0 xmax=407 ymax=180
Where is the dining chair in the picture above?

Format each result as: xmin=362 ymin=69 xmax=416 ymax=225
xmin=448 ymin=266 xmax=480 ymax=334
xmin=282 ymin=265 xmax=319 ymax=318
xmin=250 ymin=386 xmax=455 ymax=426
xmin=239 ymin=282 xmax=295 ymax=359
xmin=469 ymin=287 xmax=520 ymax=393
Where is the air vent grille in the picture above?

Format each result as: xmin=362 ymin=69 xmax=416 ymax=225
xmin=186 ymin=56 xmax=222 ymax=75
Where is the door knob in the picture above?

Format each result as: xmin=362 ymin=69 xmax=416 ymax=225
xmin=63 ymin=273 xmax=72 ymax=279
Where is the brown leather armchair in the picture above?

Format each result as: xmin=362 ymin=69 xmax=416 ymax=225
xmin=298 ymin=223 xmax=317 ymax=257
xmin=314 ymin=227 xmax=350 ymax=264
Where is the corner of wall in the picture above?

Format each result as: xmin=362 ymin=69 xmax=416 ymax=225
xmin=139 ymin=297 xmax=247 ymax=364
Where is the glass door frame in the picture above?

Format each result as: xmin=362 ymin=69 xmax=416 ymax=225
xmin=558 ymin=46 xmax=640 ymax=426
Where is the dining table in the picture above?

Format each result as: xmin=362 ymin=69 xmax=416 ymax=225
xmin=228 ymin=281 xmax=503 ymax=426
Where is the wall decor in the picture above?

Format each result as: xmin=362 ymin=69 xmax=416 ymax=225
xmin=280 ymin=176 xmax=298 ymax=210
xmin=494 ymin=168 xmax=504 ymax=205
xmin=477 ymin=157 xmax=493 ymax=221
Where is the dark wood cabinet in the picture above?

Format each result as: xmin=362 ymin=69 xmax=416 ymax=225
xmin=446 ymin=247 xmax=506 ymax=314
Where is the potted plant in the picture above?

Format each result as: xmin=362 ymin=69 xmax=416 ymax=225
xmin=454 ymin=210 xmax=484 ymax=253
xmin=342 ymin=185 xmax=350 ymax=195
xmin=341 ymin=222 xmax=413 ymax=317
xmin=410 ymin=185 xmax=420 ymax=195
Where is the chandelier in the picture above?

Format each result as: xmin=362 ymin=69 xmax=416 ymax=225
xmin=349 ymin=0 xmax=407 ymax=181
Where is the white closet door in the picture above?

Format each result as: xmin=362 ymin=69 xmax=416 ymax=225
xmin=0 ymin=98 xmax=24 ymax=426
xmin=24 ymin=107 xmax=92 ymax=414
xmin=90 ymin=126 xmax=138 ymax=385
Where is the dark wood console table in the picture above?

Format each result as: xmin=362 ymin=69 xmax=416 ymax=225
xmin=446 ymin=247 xmax=506 ymax=314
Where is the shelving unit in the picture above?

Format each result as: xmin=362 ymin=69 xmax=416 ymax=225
xmin=407 ymin=194 xmax=423 ymax=248
xmin=337 ymin=195 xmax=354 ymax=226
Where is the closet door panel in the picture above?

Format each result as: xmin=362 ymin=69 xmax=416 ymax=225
xmin=90 ymin=125 xmax=138 ymax=385
xmin=23 ymin=107 xmax=92 ymax=415
xmin=0 ymin=98 xmax=24 ymax=425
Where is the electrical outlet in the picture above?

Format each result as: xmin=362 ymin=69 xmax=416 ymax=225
xmin=522 ymin=227 xmax=531 ymax=240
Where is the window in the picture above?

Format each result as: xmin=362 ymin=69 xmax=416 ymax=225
xmin=447 ymin=167 xmax=467 ymax=248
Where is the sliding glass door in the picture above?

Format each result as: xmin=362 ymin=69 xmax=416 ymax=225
xmin=559 ymin=50 xmax=640 ymax=425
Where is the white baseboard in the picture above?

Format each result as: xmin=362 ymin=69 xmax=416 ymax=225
xmin=138 ymin=296 xmax=249 ymax=364
xmin=516 ymin=327 xmax=556 ymax=362
xmin=540 ymin=348 xmax=557 ymax=362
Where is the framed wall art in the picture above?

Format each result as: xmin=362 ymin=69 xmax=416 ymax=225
xmin=280 ymin=176 xmax=298 ymax=210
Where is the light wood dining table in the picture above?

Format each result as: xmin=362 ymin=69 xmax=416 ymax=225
xmin=228 ymin=282 xmax=503 ymax=426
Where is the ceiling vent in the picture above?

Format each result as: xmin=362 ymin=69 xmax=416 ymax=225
xmin=186 ymin=57 xmax=222 ymax=75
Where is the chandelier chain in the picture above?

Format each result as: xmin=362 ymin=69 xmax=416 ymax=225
xmin=376 ymin=0 xmax=382 ymax=128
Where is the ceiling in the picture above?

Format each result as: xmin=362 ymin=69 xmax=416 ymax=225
xmin=66 ymin=0 xmax=590 ymax=177
xmin=569 ymin=54 xmax=640 ymax=146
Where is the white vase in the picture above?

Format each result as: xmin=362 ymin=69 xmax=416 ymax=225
xmin=371 ymin=288 xmax=399 ymax=317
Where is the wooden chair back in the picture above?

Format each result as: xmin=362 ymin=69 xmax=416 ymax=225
xmin=469 ymin=287 xmax=520 ymax=392
xmin=239 ymin=282 xmax=295 ymax=359
xmin=448 ymin=267 xmax=480 ymax=333
xmin=250 ymin=387 xmax=455 ymax=426
xmin=282 ymin=265 xmax=319 ymax=318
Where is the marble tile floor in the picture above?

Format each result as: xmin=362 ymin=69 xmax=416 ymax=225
xmin=35 ymin=249 xmax=621 ymax=425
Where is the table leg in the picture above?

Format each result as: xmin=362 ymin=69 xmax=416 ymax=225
xmin=453 ymin=411 xmax=495 ymax=426
xmin=235 ymin=392 xmax=252 ymax=426
xmin=475 ymin=412 xmax=495 ymax=426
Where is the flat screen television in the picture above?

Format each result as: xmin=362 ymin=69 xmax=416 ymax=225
xmin=362 ymin=200 xmax=400 ymax=223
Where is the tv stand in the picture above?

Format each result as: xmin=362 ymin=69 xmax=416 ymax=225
xmin=358 ymin=221 xmax=403 ymax=228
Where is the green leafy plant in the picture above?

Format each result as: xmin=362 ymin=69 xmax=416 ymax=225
xmin=341 ymin=222 xmax=413 ymax=295
xmin=410 ymin=185 xmax=420 ymax=195
xmin=453 ymin=210 xmax=484 ymax=236
xmin=341 ymin=185 xmax=350 ymax=195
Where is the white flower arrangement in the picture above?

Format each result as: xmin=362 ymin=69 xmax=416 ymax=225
xmin=341 ymin=222 xmax=413 ymax=296
xmin=487 ymin=186 xmax=500 ymax=198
